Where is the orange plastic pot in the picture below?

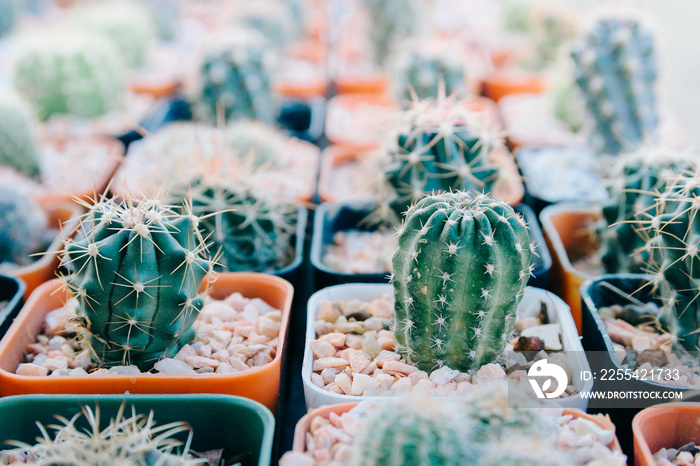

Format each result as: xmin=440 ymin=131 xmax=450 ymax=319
xmin=11 ymin=201 xmax=82 ymax=300
xmin=291 ymin=404 xmax=622 ymax=455
xmin=540 ymin=204 xmax=601 ymax=334
xmin=334 ymin=73 xmax=390 ymax=95
xmin=482 ymin=69 xmax=547 ymax=103
xmin=633 ymin=403 xmax=700 ymax=466
xmin=325 ymin=93 xmax=396 ymax=149
xmin=128 ymin=77 xmax=181 ymax=99
xmin=0 ymin=273 xmax=293 ymax=413
xmin=274 ymin=77 xmax=328 ymax=99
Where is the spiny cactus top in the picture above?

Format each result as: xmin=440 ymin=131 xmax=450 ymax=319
xmin=392 ymin=192 xmax=533 ymax=372
xmin=0 ymin=89 xmax=40 ymax=180
xmin=378 ymin=87 xmax=505 ymax=225
xmin=638 ymin=168 xmax=700 ymax=350
xmin=570 ymin=16 xmax=658 ymax=155
xmin=196 ymin=29 xmax=276 ymax=124
xmin=60 ymin=195 xmax=214 ymax=370
xmin=598 ymin=146 xmax=700 ymax=274
xmin=13 ymin=30 xmax=126 ymax=120
xmin=67 ymin=0 xmax=156 ymax=69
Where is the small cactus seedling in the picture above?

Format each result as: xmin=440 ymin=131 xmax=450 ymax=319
xmin=362 ymin=0 xmax=419 ymax=67
xmin=392 ymin=191 xmax=533 ymax=372
xmin=570 ymin=15 xmax=658 ymax=155
xmin=196 ymin=30 xmax=276 ymax=124
xmin=60 ymin=194 xmax=214 ymax=370
xmin=13 ymin=30 xmax=126 ymax=120
xmin=0 ymin=89 xmax=41 ymax=180
xmin=598 ymin=147 xmax=699 ymax=274
xmin=0 ymin=186 xmax=50 ymax=268
xmin=4 ymin=403 xmax=201 ymax=465
xmin=377 ymin=87 xmax=505 ymax=225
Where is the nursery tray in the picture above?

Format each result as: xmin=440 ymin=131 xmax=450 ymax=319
xmin=0 ymin=275 xmax=25 ymax=340
xmin=0 ymin=394 xmax=274 ymax=466
xmin=302 ymin=283 xmax=593 ymax=411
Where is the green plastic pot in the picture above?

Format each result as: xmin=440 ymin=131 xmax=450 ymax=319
xmin=0 ymin=394 xmax=274 ymax=466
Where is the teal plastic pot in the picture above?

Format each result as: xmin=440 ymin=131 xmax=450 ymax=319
xmin=0 ymin=394 xmax=274 ymax=466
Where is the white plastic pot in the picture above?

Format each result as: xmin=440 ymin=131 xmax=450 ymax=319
xmin=302 ymin=283 xmax=594 ymax=410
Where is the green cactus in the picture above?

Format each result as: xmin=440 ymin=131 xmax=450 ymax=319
xmin=0 ymin=0 xmax=16 ymax=37
xmin=378 ymin=90 xmax=504 ymax=225
xmin=362 ymin=0 xmax=419 ymax=68
xmin=0 ymin=186 xmax=50 ymax=268
xmin=168 ymin=177 xmax=298 ymax=273
xmin=640 ymin=168 xmax=700 ymax=350
xmin=60 ymin=195 xmax=213 ymax=370
xmin=393 ymin=39 xmax=468 ymax=103
xmin=392 ymin=192 xmax=533 ymax=372
xmin=0 ymin=89 xmax=41 ymax=180
xmin=13 ymin=30 xmax=126 ymax=120
xmin=233 ymin=0 xmax=301 ymax=51
xmin=570 ymin=16 xmax=658 ymax=155
xmin=68 ymin=0 xmax=156 ymax=69
xmin=197 ymin=30 xmax=276 ymax=124
xmin=598 ymin=147 xmax=698 ymax=274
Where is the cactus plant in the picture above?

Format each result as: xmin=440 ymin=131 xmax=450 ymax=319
xmin=377 ymin=89 xmax=504 ymax=225
xmin=362 ymin=0 xmax=419 ymax=67
xmin=393 ymin=38 xmax=468 ymax=103
xmin=570 ymin=16 xmax=658 ymax=155
xmin=0 ymin=89 xmax=41 ymax=180
xmin=392 ymin=191 xmax=533 ymax=372
xmin=196 ymin=30 xmax=276 ymax=124
xmin=0 ymin=0 xmax=16 ymax=37
xmin=68 ymin=0 xmax=156 ymax=69
xmin=231 ymin=0 xmax=301 ymax=51
xmin=0 ymin=186 xmax=50 ymax=268
xmin=598 ymin=147 xmax=699 ymax=274
xmin=60 ymin=194 xmax=214 ymax=370
xmin=13 ymin=30 xmax=126 ymax=120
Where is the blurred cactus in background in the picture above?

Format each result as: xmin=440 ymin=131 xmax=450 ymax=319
xmin=0 ymin=89 xmax=41 ymax=180
xmin=0 ymin=185 xmax=50 ymax=269
xmin=0 ymin=0 xmax=16 ymax=37
xmin=362 ymin=0 xmax=419 ymax=68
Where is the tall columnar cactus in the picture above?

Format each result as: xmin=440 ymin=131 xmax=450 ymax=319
xmin=598 ymin=147 xmax=699 ymax=274
xmin=67 ymin=0 xmax=156 ymax=69
xmin=0 ymin=90 xmax=41 ymax=180
xmin=362 ymin=0 xmax=419 ymax=67
xmin=0 ymin=186 xmax=49 ymax=268
xmin=13 ymin=30 xmax=126 ymax=120
xmin=393 ymin=39 xmax=468 ymax=103
xmin=639 ymin=169 xmax=700 ymax=350
xmin=570 ymin=16 xmax=658 ymax=155
xmin=349 ymin=398 xmax=472 ymax=466
xmin=60 ymin=195 xmax=213 ymax=370
xmin=392 ymin=192 xmax=533 ymax=372
xmin=378 ymin=90 xmax=504 ymax=225
xmin=168 ymin=177 xmax=298 ymax=273
xmin=197 ymin=30 xmax=276 ymax=124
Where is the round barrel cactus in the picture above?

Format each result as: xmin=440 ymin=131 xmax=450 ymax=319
xmin=392 ymin=192 xmax=533 ymax=372
xmin=0 ymin=186 xmax=49 ymax=268
xmin=61 ymin=196 xmax=213 ymax=370
xmin=0 ymin=89 xmax=41 ymax=180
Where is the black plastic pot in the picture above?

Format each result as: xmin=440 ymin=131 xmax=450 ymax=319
xmin=581 ymin=274 xmax=696 ymax=459
xmin=311 ymin=202 xmax=551 ymax=289
xmin=0 ymin=394 xmax=274 ymax=466
xmin=271 ymin=207 xmax=308 ymax=288
xmin=0 ymin=275 xmax=25 ymax=340
xmin=117 ymin=96 xmax=192 ymax=151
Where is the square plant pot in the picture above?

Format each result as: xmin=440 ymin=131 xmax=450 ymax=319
xmin=0 ymin=393 xmax=274 ymax=466
xmin=302 ymin=283 xmax=593 ymax=411
xmin=581 ymin=274 xmax=698 ymax=457
xmin=0 ymin=272 xmax=293 ymax=413
xmin=269 ymin=207 xmax=308 ymax=289
xmin=633 ymin=403 xmax=700 ymax=466
xmin=540 ymin=203 xmax=602 ymax=334
xmin=311 ymin=202 xmax=551 ymax=289
xmin=0 ymin=275 xmax=25 ymax=340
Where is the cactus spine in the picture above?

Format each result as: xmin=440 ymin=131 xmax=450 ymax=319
xmin=379 ymin=90 xmax=503 ymax=225
xmin=570 ymin=16 xmax=658 ymax=155
xmin=60 ymin=195 xmax=213 ymax=370
xmin=0 ymin=89 xmax=41 ymax=180
xmin=392 ymin=192 xmax=533 ymax=372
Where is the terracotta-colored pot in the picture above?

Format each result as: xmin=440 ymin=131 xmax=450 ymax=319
xmin=0 ymin=273 xmax=293 ymax=413
xmin=291 ymin=404 xmax=623 ymax=455
xmin=482 ymin=69 xmax=547 ymax=103
xmin=35 ymin=138 xmax=124 ymax=204
xmin=274 ymin=76 xmax=328 ymax=100
xmin=325 ymin=93 xmax=396 ymax=149
xmin=128 ymin=77 xmax=181 ymax=100
xmin=11 ymin=201 xmax=82 ymax=300
xmin=333 ymin=73 xmax=390 ymax=95
xmin=540 ymin=204 xmax=601 ymax=334
xmin=633 ymin=403 xmax=700 ymax=466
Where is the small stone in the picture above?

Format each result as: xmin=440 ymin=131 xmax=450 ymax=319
xmin=314 ymin=321 xmax=335 ymax=336
xmin=41 ymin=357 xmax=69 ymax=371
xmin=215 ymin=363 xmax=235 ymax=374
xmin=514 ymin=336 xmax=544 ymax=352
xmin=320 ymin=368 xmax=340 ymax=384
xmin=429 ymin=366 xmax=460 ymax=386
xmin=520 ymin=323 xmax=562 ymax=351
xmin=632 ymin=335 xmax=653 ymax=353
xmin=242 ymin=304 xmax=259 ymax=322
xmin=373 ymin=350 xmax=400 ymax=368
xmin=636 ymin=349 xmax=669 ymax=368
xmin=279 ymin=451 xmax=315 ymax=466
xmin=196 ymin=367 xmax=215 ymax=374
xmin=346 ymin=349 xmax=371 ymax=374
xmin=514 ymin=317 xmax=538 ymax=333
xmin=16 ymin=363 xmax=49 ymax=377
xmin=408 ymin=371 xmax=429 ymax=385
xmin=334 ymin=372 xmax=353 ymax=395
xmin=108 ymin=365 xmax=140 ymax=375
xmin=311 ymin=373 xmax=324 ymax=388
xmin=154 ymin=358 xmax=197 ymax=375
xmin=313 ymin=357 xmax=349 ymax=372
xmin=383 ymin=360 xmax=418 ymax=375
xmin=50 ymin=369 xmax=70 ymax=377
xmin=175 ymin=344 xmax=197 ymax=362
xmin=252 ymin=351 xmax=273 ymax=367
xmin=575 ymin=418 xmax=614 ymax=446
xmin=337 ymin=322 xmax=365 ymax=334
xmin=362 ymin=335 xmax=382 ymax=359
xmin=509 ymin=370 xmax=527 ymax=380
xmin=47 ymin=336 xmax=67 ymax=351
xmin=676 ymin=451 xmax=694 ymax=464
xmin=413 ymin=379 xmax=435 ymax=392
xmin=197 ymin=344 xmax=212 ymax=358
xmin=69 ymin=368 xmax=88 ymax=376
xmin=345 ymin=334 xmax=364 ymax=350
xmin=241 ymin=344 xmax=268 ymax=358
xmin=318 ymin=333 xmax=346 ymax=348
xmin=257 ymin=316 xmax=280 ymax=339
xmin=185 ymin=356 xmax=220 ymax=369
xmin=317 ymin=303 xmax=341 ymax=323
xmin=92 ymin=368 xmax=112 ymax=375
xmin=310 ymin=340 xmax=336 ymax=359
xmin=391 ymin=377 xmax=413 ymax=392
xmin=374 ymin=372 xmax=394 ymax=390
xmin=346 ymin=309 xmax=370 ymax=321
xmin=476 ymin=363 xmax=506 ymax=382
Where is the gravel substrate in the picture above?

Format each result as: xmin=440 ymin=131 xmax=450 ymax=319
xmin=653 ymin=443 xmax=699 ymax=465
xmin=16 ymin=292 xmax=282 ymax=376
xmin=322 ymin=230 xmax=394 ymax=274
